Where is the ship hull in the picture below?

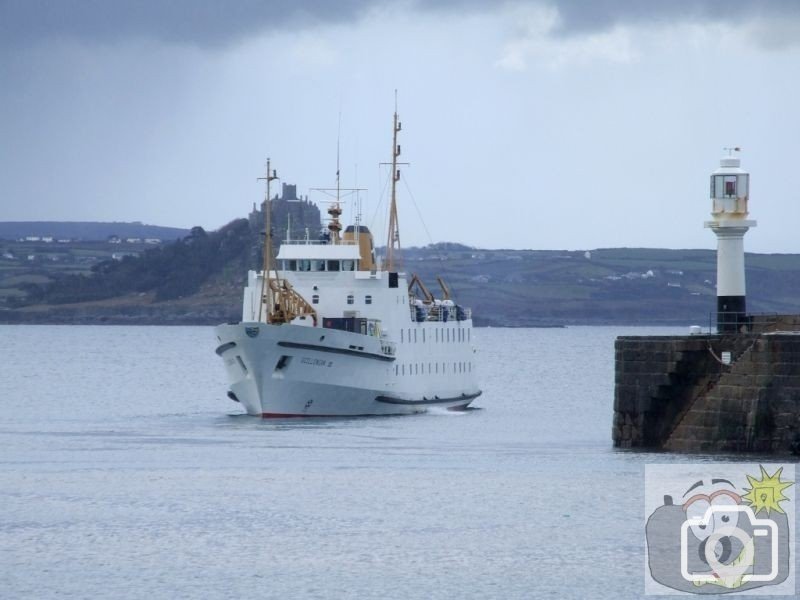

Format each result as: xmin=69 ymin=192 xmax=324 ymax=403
xmin=215 ymin=322 xmax=481 ymax=417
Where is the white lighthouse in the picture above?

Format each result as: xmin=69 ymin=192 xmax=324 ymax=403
xmin=705 ymin=149 xmax=756 ymax=333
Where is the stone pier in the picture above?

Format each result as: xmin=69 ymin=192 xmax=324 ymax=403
xmin=613 ymin=318 xmax=800 ymax=454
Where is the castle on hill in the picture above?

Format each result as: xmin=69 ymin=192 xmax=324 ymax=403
xmin=248 ymin=183 xmax=322 ymax=246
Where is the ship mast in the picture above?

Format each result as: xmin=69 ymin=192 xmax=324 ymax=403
xmin=257 ymin=159 xmax=279 ymax=323
xmin=310 ymin=132 xmax=364 ymax=245
xmin=385 ymin=101 xmax=402 ymax=272
xmin=328 ymin=138 xmax=343 ymax=244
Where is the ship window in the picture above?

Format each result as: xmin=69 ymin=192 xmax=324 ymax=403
xmin=468 ymin=329 xmax=470 ymax=342
xmin=342 ymin=259 xmax=355 ymax=271
xmin=311 ymin=260 xmax=325 ymax=271
xmin=347 ymin=294 xmax=354 ymax=305
xmin=446 ymin=329 xmax=450 ymax=342
xmin=297 ymin=260 xmax=311 ymax=272
xmin=402 ymin=364 xmax=405 ymax=376
xmin=288 ymin=260 xmax=297 ymax=271
xmin=312 ymin=294 xmax=319 ymax=304
xmin=327 ymin=260 xmax=340 ymax=271
xmin=365 ymin=295 xmax=372 ymax=305
xmin=422 ymin=329 xmax=425 ymax=343
xmin=435 ymin=363 xmax=439 ymax=374
xmin=395 ymin=365 xmax=398 ymax=376
xmin=413 ymin=329 xmax=417 ymax=343
xmin=400 ymin=329 xmax=404 ymax=343
xmin=435 ymin=329 xmax=438 ymax=342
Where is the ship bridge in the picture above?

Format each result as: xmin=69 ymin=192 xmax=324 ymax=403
xmin=276 ymin=241 xmax=361 ymax=272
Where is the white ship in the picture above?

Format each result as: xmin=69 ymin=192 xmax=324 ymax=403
xmin=214 ymin=110 xmax=481 ymax=417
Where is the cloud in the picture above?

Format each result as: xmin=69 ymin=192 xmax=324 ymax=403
xmin=495 ymin=4 xmax=636 ymax=71
xmin=2 ymin=0 xmax=799 ymax=50
xmin=548 ymin=0 xmax=800 ymax=35
xmin=548 ymin=0 xmax=800 ymax=49
xmin=0 ymin=0 xmax=374 ymax=49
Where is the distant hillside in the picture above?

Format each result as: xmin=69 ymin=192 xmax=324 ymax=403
xmin=4 ymin=221 xmax=800 ymax=325
xmin=0 ymin=221 xmax=189 ymax=241
xmin=400 ymin=246 xmax=800 ymax=326
xmin=16 ymin=221 xmax=256 ymax=308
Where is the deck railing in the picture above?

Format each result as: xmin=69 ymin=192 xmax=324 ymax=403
xmin=282 ymin=239 xmax=357 ymax=246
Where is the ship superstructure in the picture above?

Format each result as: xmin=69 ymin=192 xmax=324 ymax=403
xmin=214 ymin=109 xmax=481 ymax=417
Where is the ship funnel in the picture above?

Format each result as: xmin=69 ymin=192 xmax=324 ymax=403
xmin=343 ymin=225 xmax=376 ymax=271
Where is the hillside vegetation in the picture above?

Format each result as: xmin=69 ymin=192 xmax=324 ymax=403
xmin=4 ymin=224 xmax=800 ymax=326
xmin=7 ymin=220 xmax=256 ymax=313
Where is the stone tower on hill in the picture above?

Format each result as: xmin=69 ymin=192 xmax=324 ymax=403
xmin=248 ymin=182 xmax=322 ymax=245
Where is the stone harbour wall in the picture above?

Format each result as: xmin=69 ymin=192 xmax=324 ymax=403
xmin=613 ymin=333 xmax=800 ymax=454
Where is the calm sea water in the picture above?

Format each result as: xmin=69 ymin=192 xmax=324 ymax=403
xmin=0 ymin=325 xmax=773 ymax=599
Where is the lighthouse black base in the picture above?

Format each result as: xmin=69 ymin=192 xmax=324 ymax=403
xmin=717 ymin=295 xmax=747 ymax=333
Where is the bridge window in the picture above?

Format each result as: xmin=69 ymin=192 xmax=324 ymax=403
xmin=311 ymin=260 xmax=325 ymax=272
xmin=327 ymin=260 xmax=340 ymax=271
xmin=342 ymin=260 xmax=355 ymax=271
xmin=347 ymin=294 xmax=354 ymax=305
xmin=312 ymin=295 xmax=319 ymax=304
xmin=365 ymin=295 xmax=373 ymax=305
xmin=298 ymin=260 xmax=311 ymax=272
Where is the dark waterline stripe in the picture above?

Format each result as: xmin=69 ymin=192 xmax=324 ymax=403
xmin=277 ymin=341 xmax=395 ymax=362
xmin=375 ymin=391 xmax=482 ymax=406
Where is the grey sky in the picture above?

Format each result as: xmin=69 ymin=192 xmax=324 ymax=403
xmin=2 ymin=1 xmax=799 ymax=251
